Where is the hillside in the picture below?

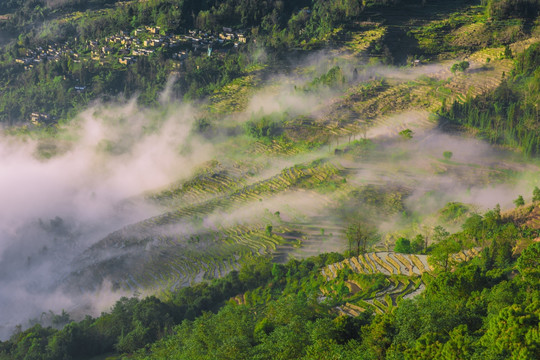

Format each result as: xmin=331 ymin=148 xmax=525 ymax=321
xmin=0 ymin=0 xmax=539 ymax=359
xmin=1 ymin=203 xmax=539 ymax=359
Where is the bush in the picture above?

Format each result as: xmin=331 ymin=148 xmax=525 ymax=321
xmin=450 ymin=61 xmax=470 ymax=73
xmin=440 ymin=202 xmax=470 ymax=222
xmin=245 ymin=114 xmax=284 ymax=140
xmin=399 ymin=129 xmax=413 ymax=139
xmin=533 ymin=186 xmax=540 ymax=202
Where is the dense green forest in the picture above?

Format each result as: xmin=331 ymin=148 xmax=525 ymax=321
xmin=1 ymin=201 xmax=539 ymax=359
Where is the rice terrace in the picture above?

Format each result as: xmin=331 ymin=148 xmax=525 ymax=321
xmin=0 ymin=0 xmax=539 ymax=359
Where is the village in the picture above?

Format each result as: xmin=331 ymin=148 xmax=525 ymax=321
xmin=15 ymin=25 xmax=248 ymax=124
xmin=15 ymin=25 xmax=247 ymax=69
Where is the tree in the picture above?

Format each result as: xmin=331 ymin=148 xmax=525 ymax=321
xmin=394 ymin=237 xmax=411 ymax=253
xmin=346 ymin=222 xmax=378 ymax=256
xmin=443 ymin=151 xmax=453 ymax=160
xmin=480 ymin=302 xmax=540 ymax=359
xmin=503 ymin=45 xmax=512 ymax=59
xmin=516 ymin=242 xmax=540 ymax=281
xmin=513 ymin=195 xmax=525 ymax=207
xmin=398 ymin=128 xmax=413 ymax=139
xmin=462 ymin=213 xmax=484 ymax=245
xmin=266 ymin=224 xmax=273 ymax=236
xmin=441 ymin=325 xmax=474 ymax=359
xmin=411 ymin=234 xmax=425 ymax=253
xmin=450 ymin=61 xmax=469 ymax=73
xmin=432 ymin=226 xmax=450 ymax=243
xmin=533 ymin=186 xmax=540 ymax=202
xmin=429 ymin=227 xmax=460 ymax=271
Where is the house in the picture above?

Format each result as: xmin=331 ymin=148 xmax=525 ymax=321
xmin=219 ymin=33 xmax=234 ymax=41
xmin=134 ymin=48 xmax=153 ymax=56
xmin=30 ymin=113 xmax=51 ymax=125
xmin=146 ymin=26 xmax=160 ymax=34
xmin=119 ymin=57 xmax=135 ymax=65
xmin=173 ymin=51 xmax=188 ymax=60
xmin=16 ymin=58 xmax=34 ymax=65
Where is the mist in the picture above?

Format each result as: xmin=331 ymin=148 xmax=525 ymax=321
xmin=340 ymin=110 xmax=539 ymax=238
xmin=1 ymin=50 xmax=538 ymax=340
xmin=0 ymin=99 xmax=213 ymax=338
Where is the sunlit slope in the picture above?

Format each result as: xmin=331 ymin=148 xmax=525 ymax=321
xmin=320 ymin=248 xmax=480 ymax=315
xmin=65 ymin=159 xmax=346 ymax=293
xmin=64 ymin=127 xmax=531 ymax=296
xmin=63 ymin=27 xmax=538 ymax=299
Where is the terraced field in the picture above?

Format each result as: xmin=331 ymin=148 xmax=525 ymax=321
xmin=56 ymin=23 xmax=538 ymax=306
xmin=65 ymin=159 xmax=347 ymax=294
xmin=321 ymin=252 xmax=432 ymax=281
xmin=207 ymin=72 xmax=264 ymax=115
xmin=303 ymin=33 xmax=535 ymax=142
xmin=321 ymin=249 xmax=481 ymax=316
xmin=340 ymin=24 xmax=388 ymax=57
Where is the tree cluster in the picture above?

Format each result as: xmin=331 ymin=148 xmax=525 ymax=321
xmin=442 ymin=43 xmax=540 ymax=156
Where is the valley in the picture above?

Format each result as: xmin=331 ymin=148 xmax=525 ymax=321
xmin=0 ymin=1 xmax=538 ymax=359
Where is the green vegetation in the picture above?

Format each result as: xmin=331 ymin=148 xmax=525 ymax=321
xmin=304 ymin=66 xmax=347 ymax=91
xmin=398 ymin=128 xmax=413 ymax=139
xmin=443 ymin=150 xmax=453 ymax=160
xmin=486 ymin=0 xmax=540 ymax=20
xmin=1 ymin=0 xmax=537 ymax=130
xmin=0 ymin=0 xmax=402 ymax=125
xmin=394 ymin=237 xmax=423 ymax=254
xmin=442 ymin=43 xmax=540 ymax=156
xmin=0 ymin=0 xmax=539 ymax=358
xmin=450 ymin=60 xmax=470 ymax=73
xmin=245 ymin=113 xmax=285 ymax=140
xmin=439 ymin=202 xmax=471 ymax=223
xmin=534 ymin=186 xmax=540 ymax=202
xmin=346 ymin=222 xmax=379 ymax=256
xmin=1 ymin=204 xmax=538 ymax=359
